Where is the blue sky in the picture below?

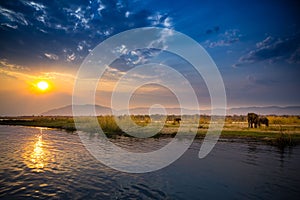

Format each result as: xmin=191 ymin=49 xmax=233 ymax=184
xmin=0 ymin=0 xmax=299 ymax=115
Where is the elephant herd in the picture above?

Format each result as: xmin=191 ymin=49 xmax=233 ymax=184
xmin=247 ymin=113 xmax=269 ymax=128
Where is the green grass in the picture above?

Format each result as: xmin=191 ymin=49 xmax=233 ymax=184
xmin=220 ymin=130 xmax=300 ymax=140
xmin=0 ymin=117 xmax=76 ymax=132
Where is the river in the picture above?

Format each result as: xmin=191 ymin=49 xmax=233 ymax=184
xmin=0 ymin=126 xmax=299 ymax=199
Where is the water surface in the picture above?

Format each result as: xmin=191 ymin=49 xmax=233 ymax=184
xmin=0 ymin=126 xmax=299 ymax=199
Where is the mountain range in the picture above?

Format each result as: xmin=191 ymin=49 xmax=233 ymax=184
xmin=41 ymin=104 xmax=300 ymax=116
xmin=42 ymin=105 xmax=113 ymax=116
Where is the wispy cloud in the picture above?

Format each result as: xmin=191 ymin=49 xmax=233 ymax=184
xmin=44 ymin=53 xmax=59 ymax=61
xmin=148 ymin=28 xmax=174 ymax=50
xmin=78 ymin=40 xmax=91 ymax=51
xmin=22 ymin=1 xmax=46 ymax=11
xmin=0 ymin=6 xmax=28 ymax=27
xmin=67 ymin=53 xmax=76 ymax=62
xmin=40 ymin=71 xmax=76 ymax=81
xmin=234 ymin=34 xmax=300 ymax=67
xmin=147 ymin=12 xmax=173 ymax=28
xmin=0 ymin=59 xmax=32 ymax=80
xmin=0 ymin=23 xmax=18 ymax=29
xmin=125 ymin=11 xmax=130 ymax=18
xmin=0 ymin=59 xmax=29 ymax=71
xmin=21 ymin=1 xmax=50 ymax=30
xmin=64 ymin=7 xmax=90 ymax=30
xmin=203 ymin=29 xmax=242 ymax=48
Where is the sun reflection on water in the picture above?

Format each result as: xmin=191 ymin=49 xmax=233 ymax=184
xmin=23 ymin=128 xmax=51 ymax=172
xmin=31 ymin=135 xmax=44 ymax=168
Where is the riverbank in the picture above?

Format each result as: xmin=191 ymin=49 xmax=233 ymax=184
xmin=1 ymin=116 xmax=300 ymax=148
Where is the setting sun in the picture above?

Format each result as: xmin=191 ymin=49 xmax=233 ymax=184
xmin=37 ymin=81 xmax=49 ymax=91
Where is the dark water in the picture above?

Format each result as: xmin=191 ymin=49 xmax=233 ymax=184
xmin=0 ymin=126 xmax=299 ymax=199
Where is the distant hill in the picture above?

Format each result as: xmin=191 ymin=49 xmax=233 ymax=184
xmin=42 ymin=104 xmax=113 ymax=116
xmin=227 ymin=106 xmax=300 ymax=115
xmin=41 ymin=105 xmax=300 ymax=116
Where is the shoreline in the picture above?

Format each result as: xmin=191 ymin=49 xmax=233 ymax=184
xmin=1 ymin=117 xmax=299 ymax=148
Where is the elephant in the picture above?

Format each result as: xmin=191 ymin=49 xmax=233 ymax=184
xmin=258 ymin=116 xmax=269 ymax=127
xmin=165 ymin=116 xmax=181 ymax=124
xmin=173 ymin=117 xmax=181 ymax=124
xmin=248 ymin=113 xmax=269 ymax=128
xmin=248 ymin=113 xmax=259 ymax=128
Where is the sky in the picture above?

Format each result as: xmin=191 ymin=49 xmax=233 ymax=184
xmin=0 ymin=0 xmax=299 ymax=115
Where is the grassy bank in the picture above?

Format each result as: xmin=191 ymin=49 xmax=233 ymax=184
xmin=0 ymin=117 xmax=76 ymax=132
xmin=1 ymin=115 xmax=300 ymax=147
xmin=0 ymin=116 xmax=122 ymax=135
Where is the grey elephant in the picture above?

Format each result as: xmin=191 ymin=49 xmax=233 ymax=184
xmin=248 ymin=113 xmax=259 ymax=128
xmin=173 ymin=117 xmax=181 ymax=124
xmin=258 ymin=116 xmax=269 ymax=127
